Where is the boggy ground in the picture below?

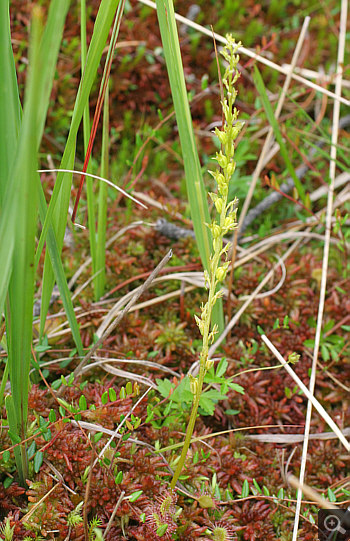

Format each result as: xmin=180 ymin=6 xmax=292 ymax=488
xmin=1 ymin=0 xmax=349 ymax=539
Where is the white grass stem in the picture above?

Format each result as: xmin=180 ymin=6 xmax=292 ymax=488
xmin=287 ymin=474 xmax=337 ymax=510
xmin=67 ymin=221 xmax=144 ymax=290
xmin=103 ymin=491 xmax=125 ymax=539
xmin=138 ymin=0 xmax=350 ymax=106
xmin=292 ymin=1 xmax=348 ymax=538
xmin=281 ymin=65 xmax=350 ymax=89
xmin=261 ymin=334 xmax=350 ymax=452
xmin=38 ymin=168 xmax=147 ymax=210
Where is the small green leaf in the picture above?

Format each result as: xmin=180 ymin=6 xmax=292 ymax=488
xmin=327 ymin=487 xmax=337 ymax=502
xmin=39 ymin=416 xmax=49 ymax=429
xmin=2 ymin=450 xmax=10 ymax=463
xmin=273 ymin=318 xmax=280 ymax=330
xmin=285 ymin=387 xmax=292 ymax=398
xmin=225 ymin=409 xmax=240 ymax=415
xmin=108 ymin=388 xmax=117 ymax=402
xmin=51 ymin=379 xmax=62 ymax=390
xmin=126 ymin=381 xmax=133 ymax=395
xmin=156 ymin=378 xmax=173 ymax=398
xmin=321 ymin=344 xmax=330 ymax=362
xmin=49 ymin=409 xmax=56 ymax=423
xmin=140 ymin=513 xmax=146 ymax=523
xmin=79 ymin=395 xmax=87 ymax=411
xmin=228 ymin=382 xmax=245 ymax=394
xmin=34 ymin=451 xmax=44 ymax=473
xmin=341 ymin=325 xmax=350 ymax=331
xmin=94 ymin=432 xmax=103 ymax=443
xmin=115 ymin=470 xmax=123 ymax=484
xmin=101 ymin=391 xmax=108 ymax=405
xmin=216 ymin=357 xmax=228 ymax=378
xmin=156 ymin=524 xmax=168 ymax=536
xmin=120 ymin=387 xmax=126 ymax=399
xmin=128 ymin=490 xmax=143 ymax=502
xmin=241 ymin=479 xmax=249 ymax=498
xmin=8 ymin=431 xmax=21 ymax=444
xmin=3 ymin=477 xmax=13 ymax=488
xmin=27 ymin=440 xmax=36 ymax=460
xmin=253 ymin=479 xmax=262 ymax=494
xmin=257 ymin=325 xmax=264 ymax=335
xmin=198 ymin=495 xmax=215 ymax=508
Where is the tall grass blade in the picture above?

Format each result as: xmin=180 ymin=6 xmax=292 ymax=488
xmin=3 ymin=1 xmax=70 ymax=484
xmin=253 ymin=65 xmax=306 ymax=203
xmin=37 ymin=186 xmax=84 ymax=356
xmin=37 ymin=0 xmax=120 ymax=332
xmin=95 ymin=85 xmax=110 ymax=299
xmin=155 ymin=0 xmax=224 ymax=333
xmin=71 ymin=0 xmax=126 ymax=224
xmin=5 ymin=395 xmax=24 ymax=483
xmin=0 ymin=0 xmax=21 ymax=201
xmin=80 ymin=0 xmax=97 ymax=297
xmin=0 ymin=1 xmax=19 ymax=312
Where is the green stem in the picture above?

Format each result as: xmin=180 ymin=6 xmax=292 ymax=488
xmin=170 ymin=363 xmax=205 ymax=490
xmin=170 ymin=253 xmax=220 ymax=490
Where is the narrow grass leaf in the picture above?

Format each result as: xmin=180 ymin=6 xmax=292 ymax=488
xmin=0 ymin=0 xmax=21 ymax=200
xmin=95 ymin=84 xmax=110 ymax=299
xmin=4 ymin=2 xmax=70 ymax=483
xmin=253 ymin=65 xmax=306 ymax=203
xmin=37 ymin=185 xmax=84 ymax=356
xmin=80 ymin=0 xmax=97 ymax=292
xmin=36 ymin=0 xmax=120 ymax=328
xmin=5 ymin=395 xmax=25 ymax=484
xmin=155 ymin=0 xmax=224 ymax=333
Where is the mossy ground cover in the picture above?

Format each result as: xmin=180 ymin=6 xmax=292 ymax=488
xmin=0 ymin=1 xmax=349 ymax=539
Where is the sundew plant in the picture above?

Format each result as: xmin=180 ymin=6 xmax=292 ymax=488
xmin=170 ymin=36 xmax=244 ymax=490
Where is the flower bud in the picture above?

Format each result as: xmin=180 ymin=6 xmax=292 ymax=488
xmin=216 ymin=266 xmax=227 ymax=282
xmin=214 ymin=197 xmax=223 ymax=214
xmin=205 ymin=358 xmax=214 ymax=371
xmin=211 ymin=224 xmax=221 ymax=238
xmin=288 ymin=352 xmax=300 ymax=364
xmin=189 ymin=375 xmax=198 ymax=395
xmin=226 ymin=162 xmax=235 ymax=177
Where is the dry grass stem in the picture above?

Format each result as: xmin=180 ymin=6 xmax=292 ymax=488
xmin=137 ymin=0 xmax=350 ymax=106
xmin=287 ymin=474 xmax=338 ymax=510
xmin=73 ymin=249 xmax=172 ymax=379
xmin=261 ymin=334 xmax=350 ymax=452
xmin=292 ymin=1 xmax=348 ymax=537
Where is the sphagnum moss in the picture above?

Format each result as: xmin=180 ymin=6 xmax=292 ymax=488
xmin=170 ymin=36 xmax=244 ymax=491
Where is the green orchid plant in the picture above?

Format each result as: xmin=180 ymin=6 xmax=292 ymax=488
xmin=170 ymin=35 xmax=244 ymax=490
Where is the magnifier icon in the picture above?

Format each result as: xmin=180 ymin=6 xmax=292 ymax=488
xmin=324 ymin=514 xmax=347 ymax=537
